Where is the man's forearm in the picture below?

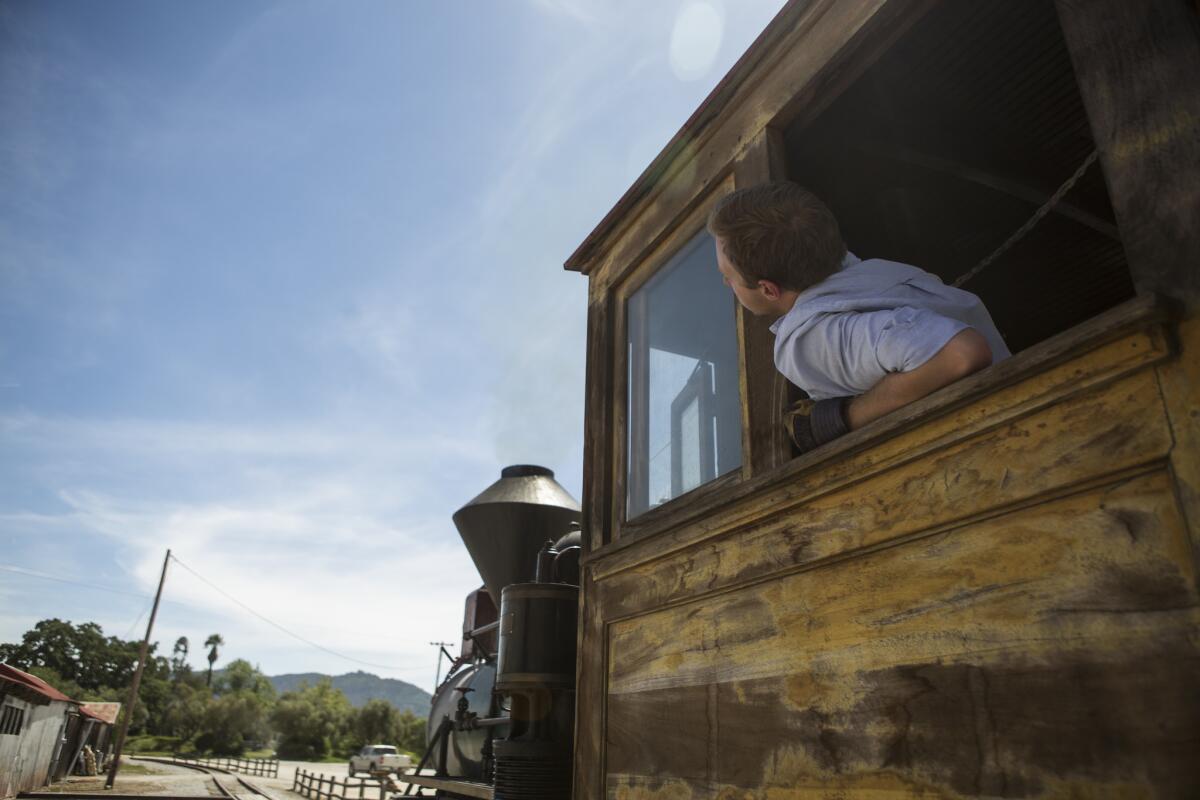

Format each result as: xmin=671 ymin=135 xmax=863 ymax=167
xmin=845 ymin=328 xmax=993 ymax=430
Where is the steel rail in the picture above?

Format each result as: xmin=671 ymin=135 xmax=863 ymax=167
xmin=126 ymin=755 xmax=271 ymax=800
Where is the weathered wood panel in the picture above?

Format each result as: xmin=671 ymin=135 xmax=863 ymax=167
xmin=577 ymin=283 xmax=617 ymax=799
xmin=598 ymin=364 xmax=1172 ymax=619
xmin=605 ymin=470 xmax=1200 ymax=798
xmin=1056 ymin=0 xmax=1200 ymax=315
xmin=1158 ymin=317 xmax=1200 ymax=570
xmin=597 ymin=323 xmax=1171 ymax=583
xmin=574 ymin=567 xmax=608 ymax=800
xmin=605 ymin=299 xmax=1170 ymax=556
xmin=733 ymin=126 xmax=792 ymax=479
xmin=582 ymin=286 xmax=615 ymax=553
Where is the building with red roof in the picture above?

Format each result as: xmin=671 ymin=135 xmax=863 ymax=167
xmin=1 ymin=664 xmax=116 ymax=797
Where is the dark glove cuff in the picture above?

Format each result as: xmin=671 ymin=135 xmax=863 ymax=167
xmin=810 ymin=397 xmax=850 ymax=445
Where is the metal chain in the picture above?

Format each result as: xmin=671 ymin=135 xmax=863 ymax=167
xmin=952 ymin=148 xmax=1100 ymax=288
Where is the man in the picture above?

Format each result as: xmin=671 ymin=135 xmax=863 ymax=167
xmin=708 ymin=182 xmax=1009 ymax=452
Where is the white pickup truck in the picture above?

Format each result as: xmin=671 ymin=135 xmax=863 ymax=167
xmin=348 ymin=744 xmax=411 ymax=776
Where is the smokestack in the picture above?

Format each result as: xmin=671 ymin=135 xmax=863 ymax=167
xmin=452 ymin=465 xmax=581 ymax=604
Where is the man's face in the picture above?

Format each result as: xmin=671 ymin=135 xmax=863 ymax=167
xmin=715 ymin=236 xmax=777 ymax=317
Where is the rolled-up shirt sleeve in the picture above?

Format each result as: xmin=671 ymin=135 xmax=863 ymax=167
xmin=779 ymin=307 xmax=968 ymax=399
xmin=873 ymin=306 xmax=968 ymax=373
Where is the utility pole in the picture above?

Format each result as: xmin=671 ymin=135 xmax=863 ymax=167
xmin=105 ymin=549 xmax=170 ymax=790
xmin=429 ymin=641 xmax=454 ymax=692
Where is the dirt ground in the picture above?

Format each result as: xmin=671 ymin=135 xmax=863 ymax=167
xmin=40 ymin=760 xmax=219 ymax=796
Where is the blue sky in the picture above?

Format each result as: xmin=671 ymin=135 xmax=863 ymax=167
xmin=1 ymin=0 xmax=785 ymax=690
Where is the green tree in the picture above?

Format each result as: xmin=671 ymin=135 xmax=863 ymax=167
xmin=270 ymin=679 xmax=353 ymax=759
xmin=22 ymin=665 xmax=87 ymax=701
xmin=160 ymin=682 xmax=208 ymax=741
xmin=171 ymin=636 xmax=190 ymax=675
xmin=218 ymin=659 xmax=275 ymax=702
xmin=204 ymin=633 xmax=224 ymax=687
xmin=396 ymin=709 xmax=427 ymax=755
xmin=0 ymin=619 xmax=144 ymax=691
xmin=0 ymin=619 xmax=182 ymax=735
xmin=349 ymin=699 xmax=402 ymax=750
xmin=195 ymin=691 xmax=271 ymax=755
xmin=133 ymin=656 xmax=176 ymax=735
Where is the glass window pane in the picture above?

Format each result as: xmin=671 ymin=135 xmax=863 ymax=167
xmin=627 ymin=230 xmax=742 ymax=518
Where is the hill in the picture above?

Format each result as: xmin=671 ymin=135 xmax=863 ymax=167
xmin=269 ymin=670 xmax=431 ymax=715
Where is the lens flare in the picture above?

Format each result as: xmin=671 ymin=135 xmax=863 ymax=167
xmin=669 ymin=0 xmax=724 ymax=81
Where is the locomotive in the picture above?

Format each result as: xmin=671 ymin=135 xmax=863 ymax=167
xmin=404 ymin=465 xmax=582 ymax=800
xmin=405 ymin=1 xmax=1200 ymax=796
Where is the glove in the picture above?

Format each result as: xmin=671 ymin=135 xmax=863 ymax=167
xmin=783 ymin=396 xmax=851 ymax=453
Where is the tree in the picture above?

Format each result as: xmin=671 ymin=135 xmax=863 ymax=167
xmin=0 ymin=619 xmax=144 ymax=691
xmin=204 ymin=633 xmax=224 ymax=687
xmin=160 ymin=682 xmax=208 ymax=741
xmin=23 ymin=666 xmax=87 ymax=702
xmin=172 ymin=636 xmax=190 ymax=675
xmin=194 ymin=691 xmax=271 ymax=756
xmin=1 ymin=623 xmax=168 ymax=735
xmin=0 ymin=619 xmax=273 ymax=747
xmin=396 ymin=709 xmax=427 ymax=755
xmin=217 ymin=659 xmax=276 ymax=702
xmin=349 ymin=703 xmax=425 ymax=755
xmin=270 ymin=679 xmax=353 ymax=759
xmin=350 ymin=699 xmax=402 ymax=749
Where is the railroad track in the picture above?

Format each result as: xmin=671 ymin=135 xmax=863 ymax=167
xmin=128 ymin=756 xmax=272 ymax=800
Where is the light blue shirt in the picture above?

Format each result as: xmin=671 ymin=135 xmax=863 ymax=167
xmin=769 ymin=254 xmax=1011 ymax=400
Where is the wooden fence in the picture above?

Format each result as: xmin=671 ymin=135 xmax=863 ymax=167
xmin=293 ymin=769 xmax=391 ymax=800
xmin=171 ymin=754 xmax=280 ymax=778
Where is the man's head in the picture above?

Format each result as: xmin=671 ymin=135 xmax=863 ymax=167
xmin=708 ymin=182 xmax=846 ymax=316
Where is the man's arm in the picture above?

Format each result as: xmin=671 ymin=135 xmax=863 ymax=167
xmin=844 ymin=328 xmax=993 ymax=430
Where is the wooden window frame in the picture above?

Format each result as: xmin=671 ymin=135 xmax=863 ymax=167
xmin=610 ymin=174 xmax=743 ymax=544
xmin=608 ymin=130 xmax=799 ymax=548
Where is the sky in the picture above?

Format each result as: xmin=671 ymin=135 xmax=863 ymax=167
xmin=0 ymin=0 xmax=786 ymax=693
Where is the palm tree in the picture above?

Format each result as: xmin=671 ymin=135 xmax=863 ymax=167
xmin=204 ymin=633 xmax=224 ymax=687
xmin=172 ymin=636 xmax=190 ymax=676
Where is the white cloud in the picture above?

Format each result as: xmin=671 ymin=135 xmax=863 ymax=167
xmin=0 ymin=413 xmax=482 ymax=463
xmin=1 ymin=412 xmax=497 ymax=685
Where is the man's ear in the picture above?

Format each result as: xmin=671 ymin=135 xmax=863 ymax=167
xmin=757 ymin=279 xmax=784 ymax=299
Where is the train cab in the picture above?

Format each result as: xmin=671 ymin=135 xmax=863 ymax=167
xmin=565 ymin=1 xmax=1200 ymax=797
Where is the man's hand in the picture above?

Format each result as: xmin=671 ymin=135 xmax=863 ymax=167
xmin=783 ymin=396 xmax=851 ymax=453
xmin=845 ymin=328 xmax=993 ymax=430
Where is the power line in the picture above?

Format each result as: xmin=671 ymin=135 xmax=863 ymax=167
xmin=1 ymin=558 xmax=412 ymax=672
xmin=168 ymin=554 xmax=408 ymax=672
xmin=124 ymin=598 xmax=154 ymax=640
xmin=0 ymin=563 xmax=154 ymax=600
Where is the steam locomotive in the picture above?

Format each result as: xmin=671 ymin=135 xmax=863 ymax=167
xmin=403 ymin=465 xmax=583 ymax=800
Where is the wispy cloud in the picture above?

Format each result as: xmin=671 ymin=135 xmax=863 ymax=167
xmin=2 ymin=412 xmax=491 ymax=684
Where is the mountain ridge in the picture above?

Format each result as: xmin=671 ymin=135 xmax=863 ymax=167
xmin=268 ymin=670 xmax=431 ymax=715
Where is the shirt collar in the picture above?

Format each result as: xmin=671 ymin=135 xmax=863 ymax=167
xmin=769 ymin=251 xmax=860 ymax=333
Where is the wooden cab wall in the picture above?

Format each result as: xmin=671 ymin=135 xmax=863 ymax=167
xmin=566 ymin=1 xmax=1200 ymax=797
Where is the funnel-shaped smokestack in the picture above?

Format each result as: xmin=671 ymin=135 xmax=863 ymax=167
xmin=453 ymin=465 xmax=581 ymax=603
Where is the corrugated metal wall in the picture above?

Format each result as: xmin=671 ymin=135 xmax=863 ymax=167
xmin=0 ymin=699 xmax=70 ymax=798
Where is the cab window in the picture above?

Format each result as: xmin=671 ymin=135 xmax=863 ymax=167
xmin=625 ymin=230 xmax=742 ymax=518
